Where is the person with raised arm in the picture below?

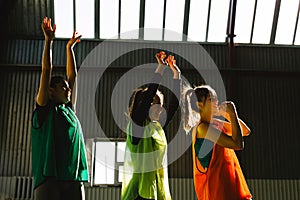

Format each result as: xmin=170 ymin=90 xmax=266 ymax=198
xmin=31 ymin=17 xmax=88 ymax=200
xmin=121 ymin=52 xmax=181 ymax=200
xmin=183 ymin=85 xmax=252 ymax=200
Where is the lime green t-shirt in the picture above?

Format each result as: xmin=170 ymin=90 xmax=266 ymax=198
xmin=31 ymin=103 xmax=89 ymax=188
xmin=121 ymin=120 xmax=171 ymax=200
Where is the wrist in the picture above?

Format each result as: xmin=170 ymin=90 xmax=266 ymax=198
xmin=155 ymin=64 xmax=167 ymax=74
xmin=173 ymin=72 xmax=181 ymax=79
xmin=45 ymin=38 xmax=53 ymax=44
xmin=66 ymin=43 xmax=74 ymax=49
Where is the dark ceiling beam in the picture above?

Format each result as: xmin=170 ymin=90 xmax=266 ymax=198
xmin=292 ymin=0 xmax=300 ymax=44
xmin=270 ymin=0 xmax=281 ymax=44
xmin=182 ymin=0 xmax=191 ymax=41
xmin=162 ymin=0 xmax=167 ymax=40
xmin=226 ymin=0 xmax=237 ymax=68
xmin=95 ymin=0 xmax=100 ymax=39
xmin=118 ymin=0 xmax=121 ymax=39
xmin=250 ymin=0 xmax=258 ymax=43
xmin=73 ymin=0 xmax=76 ymax=31
xmin=205 ymin=0 xmax=212 ymax=42
xmin=139 ymin=0 xmax=146 ymax=39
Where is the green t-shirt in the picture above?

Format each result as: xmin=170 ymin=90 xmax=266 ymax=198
xmin=31 ymin=103 xmax=89 ymax=188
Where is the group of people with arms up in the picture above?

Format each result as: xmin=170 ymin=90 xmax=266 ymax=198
xmin=31 ymin=16 xmax=252 ymax=200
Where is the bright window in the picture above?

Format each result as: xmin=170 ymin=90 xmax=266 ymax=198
xmin=252 ymin=0 xmax=276 ymax=44
xmin=207 ymin=0 xmax=230 ymax=42
xmin=54 ymin=0 xmax=74 ymax=38
xmin=164 ymin=0 xmax=185 ymax=41
xmin=53 ymin=0 xmax=300 ymax=45
xmin=76 ymin=0 xmax=95 ymax=38
xmin=275 ymin=0 xmax=299 ymax=44
xmin=144 ymin=0 xmax=164 ymax=40
xmin=294 ymin=14 xmax=300 ymax=45
xmin=120 ymin=0 xmax=140 ymax=39
xmin=93 ymin=140 xmax=126 ymax=185
xmin=100 ymin=0 xmax=119 ymax=39
xmin=234 ymin=0 xmax=256 ymax=43
xmin=187 ymin=0 xmax=209 ymax=42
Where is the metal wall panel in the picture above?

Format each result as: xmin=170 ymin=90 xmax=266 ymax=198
xmin=1 ymin=0 xmax=53 ymax=37
xmin=1 ymin=39 xmax=300 ymax=198
xmin=1 ymin=177 xmax=300 ymax=200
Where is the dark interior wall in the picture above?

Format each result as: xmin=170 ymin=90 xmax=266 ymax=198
xmin=0 ymin=0 xmax=300 ymax=181
xmin=0 ymin=0 xmax=53 ymax=38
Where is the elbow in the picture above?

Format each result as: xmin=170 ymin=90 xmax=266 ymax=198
xmin=243 ymin=129 xmax=251 ymax=137
xmin=234 ymin=140 xmax=244 ymax=150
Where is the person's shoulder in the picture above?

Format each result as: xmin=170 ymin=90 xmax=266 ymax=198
xmin=196 ymin=122 xmax=210 ymax=138
xmin=35 ymin=101 xmax=53 ymax=110
xmin=65 ymin=101 xmax=74 ymax=110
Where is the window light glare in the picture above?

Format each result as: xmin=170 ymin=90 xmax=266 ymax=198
xmin=252 ymin=0 xmax=276 ymax=44
xmin=117 ymin=142 xmax=126 ymax=162
xmin=187 ymin=0 xmax=209 ymax=42
xmin=294 ymin=13 xmax=300 ymax=45
xmin=120 ymin=0 xmax=140 ymax=39
xmin=207 ymin=0 xmax=230 ymax=42
xmin=54 ymin=0 xmax=74 ymax=38
xmin=234 ymin=0 xmax=256 ymax=43
xmin=94 ymin=142 xmax=115 ymax=185
xmin=100 ymin=0 xmax=119 ymax=39
xmin=144 ymin=0 xmax=164 ymax=40
xmin=164 ymin=0 xmax=185 ymax=41
xmin=76 ymin=0 xmax=94 ymax=38
xmin=275 ymin=0 xmax=299 ymax=45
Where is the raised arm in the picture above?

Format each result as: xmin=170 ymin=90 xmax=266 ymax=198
xmin=131 ymin=51 xmax=168 ymax=125
xmin=66 ymin=31 xmax=82 ymax=106
xmin=130 ymin=52 xmax=168 ymax=144
xmin=36 ymin=17 xmax=56 ymax=106
xmin=214 ymin=104 xmax=251 ymax=137
xmin=162 ymin=55 xmax=181 ymax=128
xmin=197 ymin=101 xmax=244 ymax=150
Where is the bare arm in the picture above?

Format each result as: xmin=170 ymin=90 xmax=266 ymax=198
xmin=66 ymin=31 xmax=82 ymax=107
xmin=197 ymin=101 xmax=244 ymax=150
xmin=162 ymin=55 xmax=181 ymax=128
xmin=215 ymin=104 xmax=251 ymax=137
xmin=36 ymin=17 xmax=56 ymax=106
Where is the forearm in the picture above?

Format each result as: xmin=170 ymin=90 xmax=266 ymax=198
xmin=42 ymin=40 xmax=53 ymax=71
xmin=155 ymin=64 xmax=168 ymax=76
xmin=164 ymin=78 xmax=181 ymax=127
xmin=66 ymin=46 xmax=77 ymax=83
xmin=229 ymin=112 xmax=243 ymax=148
xmin=223 ymin=112 xmax=250 ymax=136
xmin=37 ymin=40 xmax=53 ymax=106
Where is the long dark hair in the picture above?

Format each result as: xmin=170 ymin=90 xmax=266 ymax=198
xmin=182 ymin=83 xmax=216 ymax=133
xmin=126 ymin=87 xmax=164 ymax=120
xmin=127 ymin=88 xmax=144 ymax=119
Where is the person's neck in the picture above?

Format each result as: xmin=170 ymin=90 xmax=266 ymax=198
xmin=200 ymin=114 xmax=213 ymax=124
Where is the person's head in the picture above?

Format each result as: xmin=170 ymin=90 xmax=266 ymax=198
xmin=183 ymin=85 xmax=218 ymax=132
xmin=149 ymin=90 xmax=164 ymax=121
xmin=49 ymin=76 xmax=71 ymax=104
xmin=128 ymin=87 xmax=164 ymax=122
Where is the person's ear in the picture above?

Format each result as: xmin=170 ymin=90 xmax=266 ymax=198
xmin=49 ymin=88 xmax=55 ymax=99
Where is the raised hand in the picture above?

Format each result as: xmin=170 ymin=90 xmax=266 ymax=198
xmin=166 ymin=55 xmax=181 ymax=79
xmin=155 ymin=51 xmax=167 ymax=65
xmin=218 ymin=101 xmax=237 ymax=118
xmin=41 ymin=17 xmax=56 ymax=42
xmin=67 ymin=31 xmax=82 ymax=49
